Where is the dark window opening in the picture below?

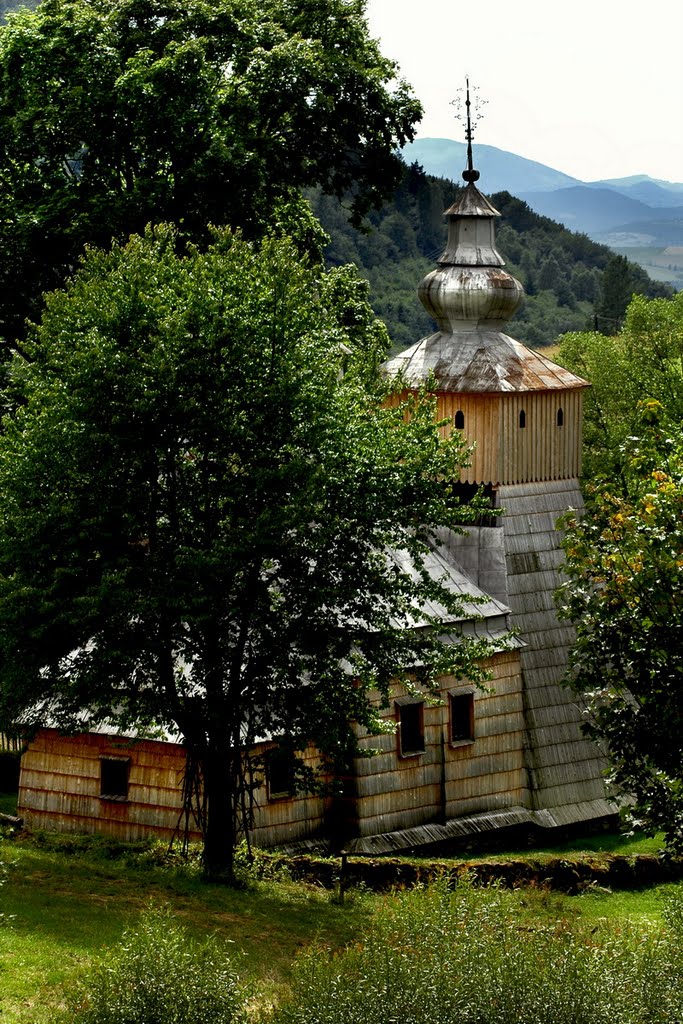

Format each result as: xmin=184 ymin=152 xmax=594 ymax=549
xmin=557 ymin=407 xmax=564 ymax=427
xmin=397 ymin=701 xmax=425 ymax=757
xmin=519 ymin=409 xmax=526 ymax=429
xmin=267 ymin=746 xmax=296 ymax=800
xmin=454 ymin=410 xmax=465 ymax=430
xmin=450 ymin=693 xmax=475 ymax=743
xmin=451 ymin=481 xmax=497 ymax=528
xmin=100 ymin=757 xmax=129 ymax=800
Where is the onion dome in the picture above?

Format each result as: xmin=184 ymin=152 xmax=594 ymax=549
xmin=415 ymin=77 xmax=524 ymax=333
xmin=417 ymin=180 xmax=524 ymax=333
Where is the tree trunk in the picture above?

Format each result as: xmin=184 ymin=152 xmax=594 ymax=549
xmin=201 ymin=742 xmax=239 ymax=884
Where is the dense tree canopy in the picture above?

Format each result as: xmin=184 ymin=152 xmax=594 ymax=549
xmin=594 ymin=254 xmax=638 ymax=334
xmin=0 ymin=0 xmax=421 ymax=346
xmin=558 ymin=291 xmax=683 ymax=485
xmin=558 ymin=292 xmax=683 ymax=846
xmin=558 ymin=408 xmax=683 ymax=849
xmin=0 ymin=228 xmax=495 ymax=879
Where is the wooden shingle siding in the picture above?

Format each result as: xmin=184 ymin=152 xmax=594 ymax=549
xmin=498 ymin=480 xmax=609 ymax=815
xmin=249 ymin=741 xmax=328 ymax=847
xmin=18 ymin=730 xmax=194 ymax=842
xmin=353 ymin=651 xmax=529 ymax=838
xmin=18 ymin=729 xmax=328 ymax=848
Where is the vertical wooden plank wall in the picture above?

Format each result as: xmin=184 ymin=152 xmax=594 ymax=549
xmin=437 ymin=389 xmax=583 ymax=485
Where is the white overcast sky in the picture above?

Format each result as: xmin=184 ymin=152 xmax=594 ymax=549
xmin=365 ymin=0 xmax=683 ymax=184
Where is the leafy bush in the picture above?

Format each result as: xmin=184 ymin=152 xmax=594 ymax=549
xmin=273 ymin=877 xmax=683 ymax=1024
xmin=67 ymin=906 xmax=247 ymax=1024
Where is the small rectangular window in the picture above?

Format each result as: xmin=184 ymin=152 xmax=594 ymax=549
xmin=450 ymin=692 xmax=475 ymax=743
xmin=397 ymin=701 xmax=425 ymax=757
xmin=267 ymin=747 xmax=295 ymax=800
xmin=100 ymin=757 xmax=130 ymax=800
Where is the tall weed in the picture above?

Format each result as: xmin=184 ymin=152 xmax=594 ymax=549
xmin=66 ymin=905 xmax=247 ymax=1024
xmin=274 ymin=877 xmax=683 ymax=1024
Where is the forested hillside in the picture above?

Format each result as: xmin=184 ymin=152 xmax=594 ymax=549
xmin=0 ymin=0 xmax=36 ymax=20
xmin=310 ymin=163 xmax=672 ymax=351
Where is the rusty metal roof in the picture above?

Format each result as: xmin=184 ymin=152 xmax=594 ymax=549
xmin=384 ymin=330 xmax=589 ymax=393
xmin=444 ymin=182 xmax=501 ymax=218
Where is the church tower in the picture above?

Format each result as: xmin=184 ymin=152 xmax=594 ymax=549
xmin=384 ymin=85 xmax=613 ymax=828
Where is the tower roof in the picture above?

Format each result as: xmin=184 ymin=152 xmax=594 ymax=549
xmin=384 ymin=330 xmax=588 ymax=393
xmin=443 ymin=182 xmax=501 ymax=219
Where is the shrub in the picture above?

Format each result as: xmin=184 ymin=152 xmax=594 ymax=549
xmin=273 ymin=877 xmax=682 ymax=1024
xmin=67 ymin=906 xmax=247 ymax=1024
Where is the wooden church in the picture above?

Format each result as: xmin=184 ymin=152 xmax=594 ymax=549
xmin=17 ymin=130 xmax=616 ymax=853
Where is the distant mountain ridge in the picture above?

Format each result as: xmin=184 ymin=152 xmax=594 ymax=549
xmin=401 ymin=139 xmax=581 ymax=195
xmin=403 ymin=138 xmax=683 ymax=200
xmin=403 ymin=138 xmax=683 ymax=259
xmin=518 ymin=186 xmax=683 ymax=232
xmin=590 ymin=176 xmax=683 ymax=205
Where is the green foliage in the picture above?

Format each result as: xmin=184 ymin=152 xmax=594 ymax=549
xmin=595 ymin=254 xmax=640 ymax=333
xmin=0 ymin=226 xmax=495 ymax=879
xmin=558 ymin=291 xmax=683 ymax=483
xmin=274 ymin=877 xmax=683 ymax=1024
xmin=0 ymin=0 xmax=37 ymax=21
xmin=0 ymin=0 xmax=420 ymax=345
xmin=67 ymin=906 xmax=247 ymax=1024
xmin=558 ymin=405 xmax=683 ymax=850
xmin=5 ymin=824 xmax=683 ymax=1023
xmin=558 ymin=291 xmax=683 ymax=850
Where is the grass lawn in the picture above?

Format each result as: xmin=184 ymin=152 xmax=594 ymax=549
xmin=0 ymin=791 xmax=17 ymax=816
xmin=1 ymin=810 xmax=679 ymax=1023
xmin=0 ymin=830 xmax=373 ymax=1023
xmin=460 ymin=827 xmax=665 ymax=862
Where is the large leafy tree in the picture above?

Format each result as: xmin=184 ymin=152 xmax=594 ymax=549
xmin=0 ymin=228 xmax=494 ymax=880
xmin=558 ymin=406 xmax=683 ymax=849
xmin=0 ymin=0 xmax=421 ymax=347
xmin=558 ymin=291 xmax=683 ymax=486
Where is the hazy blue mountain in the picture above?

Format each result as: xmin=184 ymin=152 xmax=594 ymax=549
xmin=406 ymin=139 xmax=683 ymax=246
xmin=405 ymin=138 xmax=683 ymax=201
xmin=586 ymin=179 xmax=683 ymax=208
xmin=401 ymin=138 xmax=581 ymax=194
xmin=620 ymin=182 xmax=683 ymax=207
xmin=518 ymin=186 xmax=683 ymax=236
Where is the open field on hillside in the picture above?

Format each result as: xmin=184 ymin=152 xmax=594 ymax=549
xmin=613 ymin=246 xmax=683 ymax=290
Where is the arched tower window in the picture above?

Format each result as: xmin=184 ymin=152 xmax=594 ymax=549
xmin=519 ymin=409 xmax=526 ymax=429
xmin=556 ymin=407 xmax=564 ymax=427
xmin=454 ymin=410 xmax=465 ymax=430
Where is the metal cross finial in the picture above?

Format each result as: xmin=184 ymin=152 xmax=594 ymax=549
xmin=451 ymin=77 xmax=487 ymax=183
